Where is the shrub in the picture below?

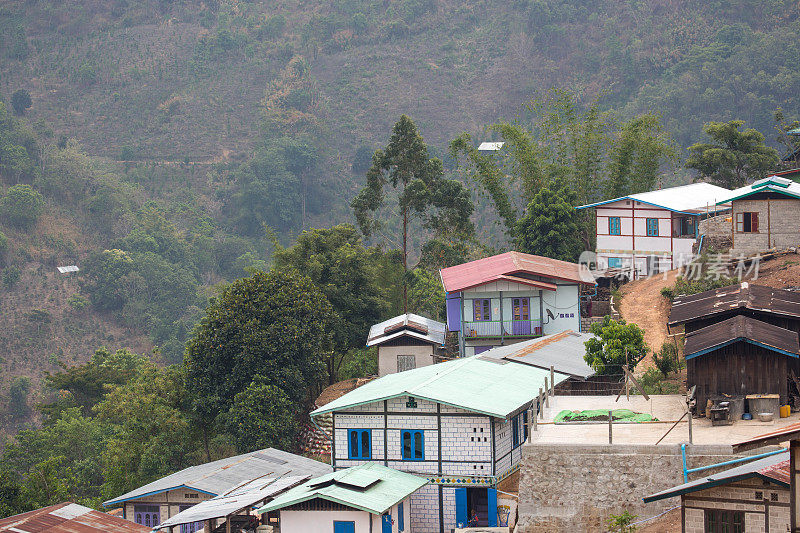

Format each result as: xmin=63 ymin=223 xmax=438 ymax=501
xmin=607 ymin=510 xmax=637 ymax=533
xmin=10 ymin=89 xmax=32 ymax=116
xmin=638 ymin=368 xmax=680 ymax=395
xmin=2 ymin=265 xmax=21 ymax=288
xmin=0 ymin=230 xmax=7 ymax=254
xmin=67 ymin=293 xmax=90 ymax=311
xmin=653 ymin=342 xmax=680 ymax=377
xmin=76 ymin=63 xmax=98 ymax=87
xmin=9 ymin=377 xmax=31 ymax=419
xmin=0 ymin=184 xmax=45 ymax=228
xmin=661 ymin=274 xmax=734 ymax=301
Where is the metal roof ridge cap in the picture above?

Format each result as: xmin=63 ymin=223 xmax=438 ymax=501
xmin=406 ymin=357 xmax=480 ymax=396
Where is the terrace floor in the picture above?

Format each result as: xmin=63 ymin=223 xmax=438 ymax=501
xmin=529 ymin=395 xmax=800 ymax=446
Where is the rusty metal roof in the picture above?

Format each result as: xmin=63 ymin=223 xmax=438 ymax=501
xmin=668 ymin=282 xmax=800 ymax=326
xmin=733 ymin=421 xmax=800 ymax=452
xmin=683 ymin=315 xmax=800 ymax=359
xmin=439 ymin=251 xmax=594 ymax=293
xmin=366 ymin=313 xmax=445 ymax=347
xmin=0 ymin=503 xmax=151 ymax=532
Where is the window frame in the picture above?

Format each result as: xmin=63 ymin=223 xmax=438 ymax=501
xmin=347 ymin=429 xmax=371 ymax=460
xmin=401 ymin=429 xmax=425 ymax=461
xmin=473 ymin=299 xmax=491 ymax=322
xmin=704 ymin=508 xmax=744 ymax=533
xmin=646 ymin=218 xmax=659 ymax=237
xmin=608 ymin=216 xmax=621 ymax=236
xmin=397 ymin=354 xmax=416 ymax=372
xmin=735 ymin=212 xmax=759 ymax=233
xmin=607 ymin=257 xmax=622 ymax=268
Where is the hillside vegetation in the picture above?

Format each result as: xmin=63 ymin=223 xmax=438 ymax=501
xmin=1 ymin=0 xmax=800 ymax=427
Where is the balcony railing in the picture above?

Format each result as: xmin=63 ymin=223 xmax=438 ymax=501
xmin=463 ymin=319 xmax=542 ymax=339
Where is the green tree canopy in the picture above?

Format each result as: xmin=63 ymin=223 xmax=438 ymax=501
xmin=584 ymin=316 xmax=647 ymax=375
xmin=272 ymin=224 xmax=395 ymax=355
xmin=0 ymin=184 xmax=44 ymax=228
xmin=226 ymin=378 xmax=298 ymax=453
xmin=686 ymin=120 xmax=779 ymax=188
xmin=515 ymin=186 xmax=583 ymax=262
xmin=10 ymin=90 xmax=31 ymax=116
xmin=184 ymin=270 xmax=335 ymax=425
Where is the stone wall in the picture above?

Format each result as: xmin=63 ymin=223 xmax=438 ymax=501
xmin=697 ymin=214 xmax=733 ymax=253
xmin=516 ymin=443 xmax=768 ymax=532
xmin=731 ymin=197 xmax=800 ymax=255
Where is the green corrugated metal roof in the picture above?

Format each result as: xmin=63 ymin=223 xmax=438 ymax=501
xmin=716 ymin=175 xmax=800 ymax=204
xmin=311 ymin=355 xmax=569 ymax=419
xmin=788 ymin=127 xmax=800 ymax=135
xmin=257 ymin=463 xmax=428 ymax=515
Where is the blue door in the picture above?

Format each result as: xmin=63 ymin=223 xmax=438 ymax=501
xmin=381 ymin=513 xmax=392 ymax=533
xmin=334 ymin=521 xmax=355 ymax=533
xmin=487 ymin=488 xmax=498 ymax=527
xmin=455 ymin=487 xmax=467 ymax=528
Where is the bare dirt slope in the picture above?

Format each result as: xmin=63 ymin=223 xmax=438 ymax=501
xmin=636 ymin=506 xmax=681 ymax=533
xmin=618 ymin=269 xmax=678 ymax=369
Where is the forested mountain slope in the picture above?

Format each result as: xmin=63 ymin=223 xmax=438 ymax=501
xmin=1 ymin=0 xmax=800 ymax=427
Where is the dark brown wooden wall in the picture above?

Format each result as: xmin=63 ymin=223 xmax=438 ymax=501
xmin=687 ymin=340 xmax=800 ymax=411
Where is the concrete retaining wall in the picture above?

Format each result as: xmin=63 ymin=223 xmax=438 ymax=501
xmin=516 ymin=443 xmax=765 ymax=532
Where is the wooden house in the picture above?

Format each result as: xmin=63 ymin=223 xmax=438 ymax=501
xmin=367 ymin=314 xmax=446 ymax=376
xmin=668 ymin=283 xmax=800 ymax=336
xmin=440 ymin=251 xmax=595 ymax=357
xmin=103 ymin=448 xmax=331 ymax=531
xmin=311 ymin=354 xmax=570 ymax=533
xmin=257 ymin=463 xmax=427 ymax=533
xmin=684 ymin=315 xmax=800 ymax=410
xmin=644 ymin=451 xmax=790 ymax=533
xmin=576 ymin=183 xmax=731 ymax=277
xmin=714 ymin=175 xmax=800 ymax=255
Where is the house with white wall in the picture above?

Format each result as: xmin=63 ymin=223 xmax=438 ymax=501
xmin=103 ymin=448 xmax=331 ymax=531
xmin=367 ymin=314 xmax=446 ymax=377
xmin=439 ymin=251 xmax=595 ymax=357
xmin=311 ymin=354 xmax=569 ymax=533
xmin=576 ymin=183 xmax=731 ymax=277
xmin=258 ymin=463 xmax=427 ymax=533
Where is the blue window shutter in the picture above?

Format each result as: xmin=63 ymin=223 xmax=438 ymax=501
xmin=334 ymin=521 xmax=355 ymax=533
xmin=512 ymin=416 xmax=519 ymax=448
xmin=381 ymin=513 xmax=392 ymax=533
xmin=398 ymin=502 xmax=404 ymax=531
xmin=487 ymin=488 xmax=498 ymax=527
xmin=455 ymin=487 xmax=467 ymax=528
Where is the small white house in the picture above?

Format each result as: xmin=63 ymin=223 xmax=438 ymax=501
xmin=576 ymin=183 xmax=731 ymax=277
xmin=258 ymin=463 xmax=427 ymax=533
xmin=311 ymin=355 xmax=570 ymax=533
xmin=367 ymin=314 xmax=446 ymax=377
xmin=440 ymin=251 xmax=595 ymax=357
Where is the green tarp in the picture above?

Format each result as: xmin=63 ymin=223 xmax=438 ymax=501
xmin=554 ymin=409 xmax=658 ymax=423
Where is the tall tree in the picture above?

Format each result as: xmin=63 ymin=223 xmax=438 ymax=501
xmin=686 ymin=120 xmax=779 ymax=188
xmin=351 ymin=115 xmax=474 ymax=310
xmin=515 ymin=186 xmax=583 ymax=262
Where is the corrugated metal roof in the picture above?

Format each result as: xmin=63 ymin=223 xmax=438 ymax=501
xmin=439 ymin=251 xmax=594 ymax=293
xmin=103 ymin=448 xmax=331 ymax=507
xmin=366 ymin=313 xmax=446 ymax=347
xmin=258 ymin=463 xmax=428 ymax=515
xmin=733 ymin=422 xmax=800 ymax=452
xmin=717 ymin=175 xmax=800 ymax=203
xmin=576 ymin=182 xmax=731 ymax=214
xmin=477 ymin=142 xmax=504 ymax=151
xmin=684 ymin=315 xmax=799 ymax=359
xmin=668 ymin=283 xmax=800 ymax=326
xmin=311 ymin=355 xmax=568 ymax=419
xmin=643 ymin=451 xmax=789 ymax=503
xmin=0 ymin=502 xmax=151 ymax=532
xmin=57 ymin=265 xmax=79 ymax=274
xmin=478 ymin=331 xmax=597 ymax=379
xmin=155 ymin=475 xmax=310 ymax=530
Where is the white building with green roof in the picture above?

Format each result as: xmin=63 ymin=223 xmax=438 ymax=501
xmin=258 ymin=463 xmax=427 ymax=533
xmin=311 ymin=354 xmax=569 ymax=532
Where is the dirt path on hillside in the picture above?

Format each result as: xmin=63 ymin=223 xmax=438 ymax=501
xmin=618 ymin=270 xmax=678 ymax=370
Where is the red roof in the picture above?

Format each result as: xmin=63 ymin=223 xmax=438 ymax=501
xmin=760 ymin=459 xmax=790 ymax=485
xmin=439 ymin=251 xmax=593 ymax=293
xmin=0 ymin=503 xmax=151 ymax=532
xmin=733 ymin=421 xmax=800 ymax=452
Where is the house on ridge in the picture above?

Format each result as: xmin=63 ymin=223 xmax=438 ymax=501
xmin=439 ymin=251 xmax=595 ymax=357
xmin=367 ymin=313 xmax=446 ymax=376
xmin=576 ymin=183 xmax=731 ymax=277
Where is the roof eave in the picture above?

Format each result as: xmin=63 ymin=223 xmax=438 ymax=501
xmin=103 ymin=484 xmax=218 ymax=507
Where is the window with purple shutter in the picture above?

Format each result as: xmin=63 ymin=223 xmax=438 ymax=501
xmin=134 ymin=505 xmax=160 ymax=528
xmin=473 ymin=299 xmax=490 ymax=321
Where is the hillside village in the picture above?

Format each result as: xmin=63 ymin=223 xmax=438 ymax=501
xmin=6 ymin=3 xmax=800 ymax=533
xmin=6 ymin=155 xmax=800 ymax=532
